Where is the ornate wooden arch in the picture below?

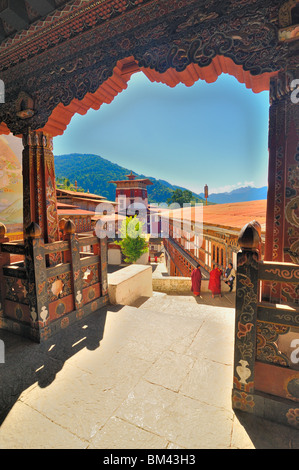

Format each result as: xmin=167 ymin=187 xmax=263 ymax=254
xmin=0 ymin=0 xmax=295 ymax=137
xmin=4 ymin=56 xmax=278 ymax=137
xmin=279 ymin=0 xmax=299 ymax=27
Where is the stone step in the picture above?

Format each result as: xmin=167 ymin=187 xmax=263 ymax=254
xmin=137 ymin=291 xmax=235 ymax=316
xmin=122 ymin=293 xmax=235 ymax=324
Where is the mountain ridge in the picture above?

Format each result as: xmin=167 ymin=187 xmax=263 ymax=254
xmin=54 ymin=153 xmax=267 ymax=204
xmin=198 ymin=186 xmax=268 ymax=204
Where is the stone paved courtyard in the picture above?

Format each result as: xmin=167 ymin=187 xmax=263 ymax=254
xmin=0 ymin=293 xmax=299 ymax=449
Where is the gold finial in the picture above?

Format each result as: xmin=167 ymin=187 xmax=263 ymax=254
xmin=25 ymin=222 xmax=42 ymax=239
xmin=59 ymin=218 xmax=66 ymax=232
xmin=238 ymin=222 xmax=261 ymax=250
xmin=64 ymin=219 xmax=76 ymax=234
xmin=0 ymin=222 xmax=6 ymax=238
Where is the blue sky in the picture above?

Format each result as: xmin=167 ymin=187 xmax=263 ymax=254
xmin=53 ymin=71 xmax=270 ymax=195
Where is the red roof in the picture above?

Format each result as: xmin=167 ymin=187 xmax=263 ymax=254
xmin=157 ymin=200 xmax=267 ymax=232
xmin=58 ymin=209 xmax=94 ymax=216
xmin=109 ymin=178 xmax=153 ymax=186
xmin=92 ymin=213 xmax=126 ymax=222
xmin=56 ymin=188 xmax=107 ymax=199
xmin=57 ymin=202 xmax=80 ymax=209
xmin=57 ymin=202 xmax=95 ymax=216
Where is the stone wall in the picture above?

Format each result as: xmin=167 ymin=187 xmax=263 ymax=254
xmin=152 ymin=277 xmax=234 ymax=295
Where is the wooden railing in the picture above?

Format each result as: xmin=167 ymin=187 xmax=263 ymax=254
xmin=257 ymin=261 xmax=299 ymax=327
xmin=0 ymin=221 xmax=108 ymax=342
xmin=163 ymin=237 xmax=198 ymax=277
xmin=232 ymin=222 xmax=299 ymax=429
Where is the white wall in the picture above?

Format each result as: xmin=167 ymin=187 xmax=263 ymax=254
xmin=108 ymin=248 xmax=122 ymax=265
xmin=108 ymin=264 xmax=153 ymax=305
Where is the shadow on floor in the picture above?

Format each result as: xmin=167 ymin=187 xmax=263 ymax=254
xmin=234 ymin=410 xmax=299 ymax=449
xmin=107 ymin=264 xmax=127 ymax=274
xmin=0 ymin=305 xmax=122 ymax=426
xmin=129 ymin=296 xmax=153 ymax=308
xmin=163 ymin=291 xmax=236 ymax=309
xmin=195 ymin=292 xmax=235 ymax=308
xmin=150 ymin=263 xmax=159 ymax=273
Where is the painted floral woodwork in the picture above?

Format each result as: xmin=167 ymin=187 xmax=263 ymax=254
xmin=0 ymin=0 xmax=295 ymax=136
xmin=256 ymin=321 xmax=291 ymax=366
xmin=0 ymin=224 xmax=109 ymax=342
xmin=22 ymin=131 xmax=60 ymax=246
xmin=0 ymin=1 xmax=297 ymax=275
xmin=233 ymin=222 xmax=299 ymax=429
xmin=266 ymin=72 xmax=299 ymax=266
xmin=234 ymin=248 xmax=259 ymax=395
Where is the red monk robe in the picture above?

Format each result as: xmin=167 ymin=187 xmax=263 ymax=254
xmin=191 ymin=266 xmax=202 ymax=296
xmin=208 ymin=267 xmax=222 ymax=297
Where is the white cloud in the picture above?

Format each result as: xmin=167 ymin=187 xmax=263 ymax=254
xmin=209 ymin=181 xmax=255 ymax=194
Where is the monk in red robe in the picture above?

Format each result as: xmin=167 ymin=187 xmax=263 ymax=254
xmin=208 ymin=267 xmax=222 ymax=298
xmin=191 ymin=264 xmax=202 ymax=296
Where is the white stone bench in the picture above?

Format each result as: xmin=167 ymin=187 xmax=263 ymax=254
xmin=108 ymin=264 xmax=153 ymax=305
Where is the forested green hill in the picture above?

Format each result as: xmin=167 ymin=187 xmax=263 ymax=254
xmin=54 ymin=153 xmax=205 ymax=204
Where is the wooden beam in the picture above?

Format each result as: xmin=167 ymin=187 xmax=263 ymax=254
xmin=0 ymin=19 xmax=5 ymax=41
xmin=258 ymin=261 xmax=299 ymax=283
xmin=26 ymin=0 xmax=56 ymax=17
xmin=257 ymin=301 xmax=299 ymax=328
xmin=255 ymin=361 xmax=299 ymax=402
xmin=0 ymin=0 xmax=28 ymax=30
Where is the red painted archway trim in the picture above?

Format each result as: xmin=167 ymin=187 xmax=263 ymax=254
xmin=0 ymin=55 xmax=278 ymax=137
xmin=0 ymin=122 xmax=11 ymax=135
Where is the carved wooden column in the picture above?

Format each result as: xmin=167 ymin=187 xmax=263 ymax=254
xmin=232 ymin=223 xmax=261 ymax=414
xmin=93 ymin=232 xmax=108 ymax=298
xmin=22 ymin=130 xmax=60 ymax=246
xmin=265 ymin=67 xmax=299 ymax=303
xmin=100 ymin=237 xmax=108 ymax=297
xmin=24 ymin=222 xmax=48 ymax=342
xmin=0 ymin=223 xmax=10 ymax=320
xmin=63 ymin=219 xmax=84 ymax=312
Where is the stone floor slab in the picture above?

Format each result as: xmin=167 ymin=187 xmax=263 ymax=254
xmin=116 ymin=380 xmax=234 ymax=449
xmin=19 ymin=362 xmax=131 ymax=442
xmin=159 ymin=393 xmax=234 ymax=449
xmin=115 ymin=380 xmax=178 ymax=433
xmin=89 ymin=416 xmax=168 ymax=449
xmin=186 ymin=314 xmax=235 ymax=365
xmin=1 ymin=298 xmax=298 ymax=449
xmin=180 ymin=358 xmax=233 ymax=412
xmin=0 ymin=401 xmax=87 ymax=449
xmin=144 ymin=351 xmax=195 ymax=393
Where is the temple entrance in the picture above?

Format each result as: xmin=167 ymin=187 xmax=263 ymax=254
xmin=52 ymin=69 xmax=269 ymax=309
xmin=0 ymin=0 xmax=298 ymax=433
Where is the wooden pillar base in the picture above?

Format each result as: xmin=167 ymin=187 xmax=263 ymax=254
xmin=233 ymin=223 xmax=260 ymax=404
